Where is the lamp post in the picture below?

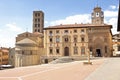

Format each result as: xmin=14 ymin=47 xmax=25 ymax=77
xmin=88 ymin=49 xmax=90 ymax=63
xmin=83 ymin=48 xmax=92 ymax=65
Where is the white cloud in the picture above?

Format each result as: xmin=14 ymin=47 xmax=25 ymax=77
xmin=108 ymin=18 xmax=117 ymax=26
xmin=109 ymin=5 xmax=117 ymax=10
xmin=49 ymin=14 xmax=91 ymax=26
xmin=104 ymin=10 xmax=118 ymax=17
xmin=105 ymin=17 xmax=118 ymax=34
xmin=45 ymin=21 xmax=48 ymax=24
xmin=6 ymin=23 xmax=22 ymax=32
xmin=0 ymin=23 xmax=23 ymax=47
xmin=104 ymin=6 xmax=118 ymax=34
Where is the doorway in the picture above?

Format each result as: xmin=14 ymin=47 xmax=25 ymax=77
xmin=64 ymin=47 xmax=69 ymax=56
xmin=44 ymin=59 xmax=48 ymax=63
xmin=96 ymin=49 xmax=101 ymax=57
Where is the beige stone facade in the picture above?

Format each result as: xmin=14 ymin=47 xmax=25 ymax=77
xmin=89 ymin=6 xmax=113 ymax=57
xmin=88 ymin=25 xmax=113 ymax=57
xmin=43 ymin=6 xmax=113 ymax=62
xmin=44 ymin=24 xmax=89 ymax=62
xmin=14 ymin=32 xmax=44 ymax=67
xmin=11 ymin=10 xmax=45 ymax=67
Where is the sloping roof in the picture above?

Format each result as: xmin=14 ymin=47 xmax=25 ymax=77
xmin=18 ymin=32 xmax=32 ymax=36
xmin=16 ymin=38 xmax=37 ymax=45
xmin=44 ymin=23 xmax=112 ymax=30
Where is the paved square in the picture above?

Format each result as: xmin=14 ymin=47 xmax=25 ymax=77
xmin=0 ymin=59 xmax=105 ymax=80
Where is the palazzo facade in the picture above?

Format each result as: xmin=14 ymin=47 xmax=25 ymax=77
xmin=43 ymin=6 xmax=113 ymax=62
xmin=44 ymin=24 xmax=89 ymax=62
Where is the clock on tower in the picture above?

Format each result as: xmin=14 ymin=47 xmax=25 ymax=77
xmin=96 ymin=12 xmax=99 ymax=17
xmin=91 ymin=6 xmax=104 ymax=24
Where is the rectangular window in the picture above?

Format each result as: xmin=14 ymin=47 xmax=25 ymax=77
xmin=118 ymin=39 xmax=120 ymax=42
xmin=38 ymin=29 xmax=40 ymax=32
xmin=81 ymin=29 xmax=84 ymax=33
xmin=35 ymin=19 xmax=37 ymax=22
xmin=49 ymin=31 xmax=53 ymax=36
xmin=49 ymin=31 xmax=52 ymax=34
xmin=65 ymin=38 xmax=68 ymax=42
xmin=118 ymin=45 xmax=120 ymax=51
xmin=38 ymin=19 xmax=40 ymax=22
xmin=74 ymin=30 xmax=77 ymax=33
xmin=49 ymin=48 xmax=53 ymax=54
xmin=38 ymin=13 xmax=40 ymax=16
xmin=50 ymin=38 xmax=52 ymax=42
xmin=81 ymin=37 xmax=85 ymax=42
xmin=38 ymin=24 xmax=40 ymax=27
xmin=81 ymin=47 xmax=85 ymax=55
xmin=35 ymin=24 xmax=37 ymax=27
xmin=22 ymin=51 xmax=24 ymax=55
xmin=35 ymin=13 xmax=37 ymax=17
xmin=56 ymin=49 xmax=59 ymax=54
xmin=74 ymin=47 xmax=78 ymax=54
xmin=64 ymin=30 xmax=68 ymax=33
xmin=56 ymin=37 xmax=60 ymax=43
xmin=56 ymin=30 xmax=59 ymax=34
xmin=74 ymin=37 xmax=77 ymax=42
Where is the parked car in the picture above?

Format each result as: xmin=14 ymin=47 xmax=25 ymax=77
xmin=0 ymin=65 xmax=14 ymax=69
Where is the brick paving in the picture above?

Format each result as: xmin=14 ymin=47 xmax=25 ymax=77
xmin=0 ymin=58 xmax=105 ymax=80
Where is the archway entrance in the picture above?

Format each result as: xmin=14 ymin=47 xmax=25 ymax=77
xmin=64 ymin=47 xmax=69 ymax=56
xmin=44 ymin=59 xmax=48 ymax=63
xmin=96 ymin=49 xmax=101 ymax=57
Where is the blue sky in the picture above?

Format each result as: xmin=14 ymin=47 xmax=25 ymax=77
xmin=0 ymin=0 xmax=119 ymax=47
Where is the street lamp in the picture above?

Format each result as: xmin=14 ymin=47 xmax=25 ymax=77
xmin=83 ymin=48 xmax=92 ymax=65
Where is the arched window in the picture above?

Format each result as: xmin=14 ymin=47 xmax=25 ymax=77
xmin=74 ymin=47 xmax=78 ymax=54
xmin=81 ymin=47 xmax=85 ymax=55
xmin=65 ymin=38 xmax=68 ymax=42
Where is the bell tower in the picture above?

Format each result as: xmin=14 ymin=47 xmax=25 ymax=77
xmin=91 ymin=6 xmax=104 ymax=25
xmin=33 ymin=11 xmax=44 ymax=33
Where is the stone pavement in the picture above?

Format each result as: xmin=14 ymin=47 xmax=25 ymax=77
xmin=0 ymin=58 xmax=105 ymax=80
xmin=85 ymin=58 xmax=120 ymax=80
